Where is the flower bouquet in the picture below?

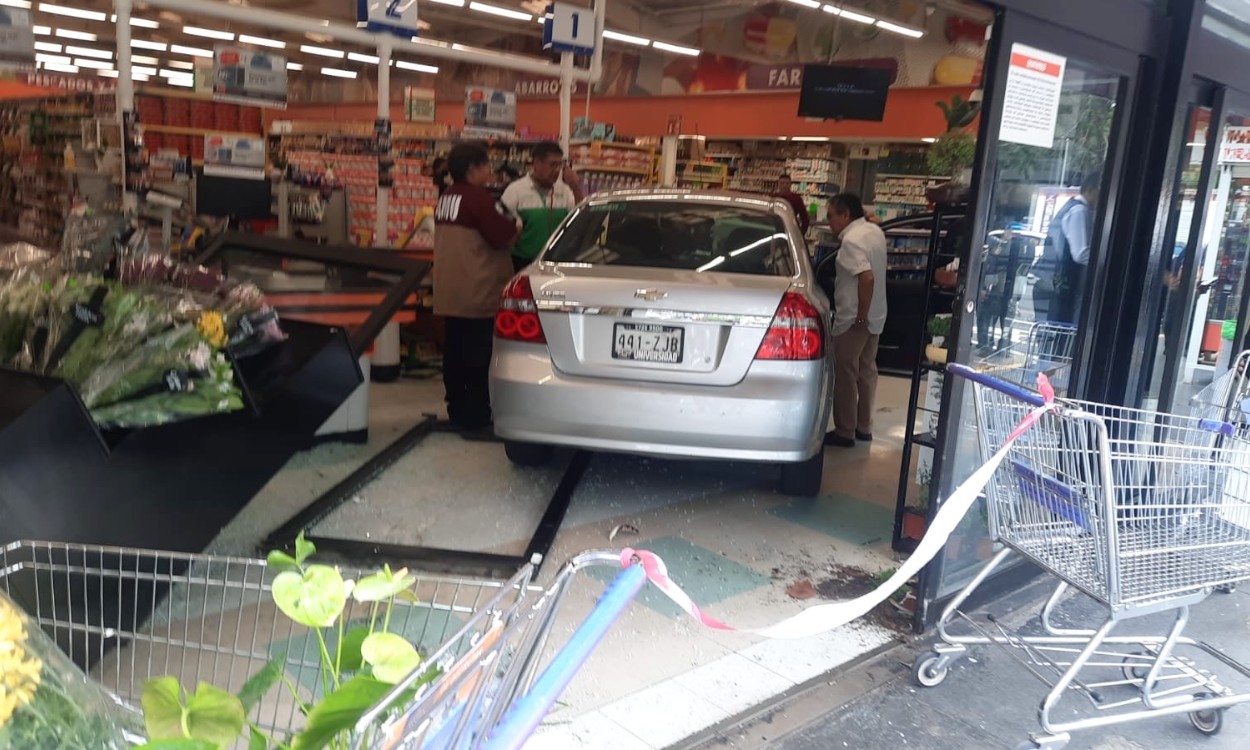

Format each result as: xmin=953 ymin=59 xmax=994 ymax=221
xmin=0 ymin=592 xmax=144 ymax=750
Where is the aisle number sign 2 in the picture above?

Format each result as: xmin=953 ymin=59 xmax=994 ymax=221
xmin=543 ymin=2 xmax=597 ymax=56
xmin=999 ymin=43 xmax=1067 ymax=149
xmin=356 ymin=0 xmax=419 ymax=37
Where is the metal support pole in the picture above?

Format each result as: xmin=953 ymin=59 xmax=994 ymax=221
xmin=375 ymin=39 xmax=393 ymax=249
xmin=660 ymin=135 xmax=678 ymax=187
xmin=115 ymin=0 xmax=136 ymax=212
xmin=559 ymin=52 xmax=573 ymax=153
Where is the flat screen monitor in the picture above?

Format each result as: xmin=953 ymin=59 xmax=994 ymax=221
xmin=797 ymin=65 xmax=891 ymax=122
xmin=195 ymin=168 xmax=273 ymax=219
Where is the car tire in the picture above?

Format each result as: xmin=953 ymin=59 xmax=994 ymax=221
xmin=504 ymin=440 xmax=554 ymax=467
xmin=780 ymin=452 xmax=824 ymax=496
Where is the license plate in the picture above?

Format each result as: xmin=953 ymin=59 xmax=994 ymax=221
xmin=612 ymin=323 xmax=683 ymax=364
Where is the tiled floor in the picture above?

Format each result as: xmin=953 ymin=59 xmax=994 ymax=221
xmin=206 ymin=375 xmax=918 ymax=748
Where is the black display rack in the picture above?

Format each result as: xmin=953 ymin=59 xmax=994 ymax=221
xmin=891 ymin=204 xmax=966 ymax=554
xmin=0 ymin=233 xmax=430 ymax=555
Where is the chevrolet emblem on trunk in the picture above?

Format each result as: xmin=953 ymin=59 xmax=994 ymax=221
xmin=634 ymin=289 xmax=668 ymax=301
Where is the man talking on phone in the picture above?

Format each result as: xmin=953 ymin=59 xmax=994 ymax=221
xmin=501 ymin=141 xmax=585 ymax=272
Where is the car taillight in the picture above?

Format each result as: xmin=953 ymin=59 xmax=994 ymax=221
xmin=495 ymin=276 xmax=547 ymax=344
xmin=755 ymin=292 xmax=825 ymax=361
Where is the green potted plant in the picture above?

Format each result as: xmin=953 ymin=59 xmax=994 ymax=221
xmin=926 ymin=94 xmax=980 ymax=203
xmin=925 ymin=314 xmax=952 ymax=363
xmin=905 ymin=467 xmax=931 ymax=541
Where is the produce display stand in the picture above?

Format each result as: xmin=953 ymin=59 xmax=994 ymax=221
xmin=0 ymin=233 xmax=430 ymax=555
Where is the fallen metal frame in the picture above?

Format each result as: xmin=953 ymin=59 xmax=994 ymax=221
xmin=263 ymin=417 xmax=592 ymax=578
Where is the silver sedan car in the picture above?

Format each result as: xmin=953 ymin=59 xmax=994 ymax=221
xmin=490 ymin=190 xmax=833 ymax=496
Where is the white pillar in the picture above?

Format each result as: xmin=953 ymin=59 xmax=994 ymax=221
xmin=559 ymin=52 xmax=573 ymax=153
xmin=115 ymin=0 xmax=137 ymax=212
xmin=660 ymin=135 xmax=678 ymax=187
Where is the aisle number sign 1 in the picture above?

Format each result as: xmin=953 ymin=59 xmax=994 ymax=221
xmin=356 ymin=0 xmax=419 ymax=37
xmin=0 ymin=7 xmax=35 ymax=67
xmin=999 ymin=43 xmax=1067 ymax=149
xmin=543 ymin=2 xmax=597 ymax=56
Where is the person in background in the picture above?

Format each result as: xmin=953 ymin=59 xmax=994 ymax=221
xmin=773 ymin=173 xmax=811 ymax=234
xmin=495 ymin=164 xmax=520 ymax=186
xmin=1045 ymin=172 xmax=1101 ymax=324
xmin=501 ymin=141 xmax=585 ymax=273
xmin=825 ymin=192 xmax=888 ymax=448
xmin=431 ymin=157 xmax=451 ymax=197
xmin=432 ymin=143 xmax=520 ymax=438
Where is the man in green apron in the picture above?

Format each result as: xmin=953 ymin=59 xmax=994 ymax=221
xmin=501 ymin=141 xmax=585 ymax=272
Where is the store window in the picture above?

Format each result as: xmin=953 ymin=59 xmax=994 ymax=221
xmin=1170 ymin=110 xmax=1250 ymax=406
xmin=1143 ymin=105 xmax=1212 ymax=411
xmin=934 ymin=53 xmax=1124 ymax=598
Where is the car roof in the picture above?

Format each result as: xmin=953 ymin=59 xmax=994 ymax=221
xmin=584 ymin=188 xmax=787 ymax=212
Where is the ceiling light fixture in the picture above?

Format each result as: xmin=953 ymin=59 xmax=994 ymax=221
xmin=394 ymin=59 xmax=438 ymax=73
xmin=167 ymin=77 xmax=193 ymax=87
xmin=602 ymin=29 xmax=650 ymax=46
xmin=286 ymin=62 xmax=303 ymax=70
xmin=33 ymin=25 xmax=49 ymax=35
xmin=55 ymin=29 xmax=97 ymax=41
xmin=132 ymin=54 xmax=159 ymax=64
xmin=73 ymin=58 xmax=113 ymax=70
xmin=170 ymin=44 xmax=213 ymax=57
xmin=468 ymin=2 xmax=532 ymax=21
xmin=132 ymin=39 xmax=167 ymax=51
xmin=132 ymin=65 xmax=157 ymax=76
xmin=238 ymin=34 xmax=286 ymax=49
xmin=183 ymin=26 xmax=234 ymax=41
xmin=652 ymin=40 xmax=700 ymax=56
xmin=33 ymin=41 xmax=61 ymax=52
xmin=65 ymin=45 xmax=112 ymax=59
xmin=42 ymin=62 xmax=79 ymax=73
xmin=876 ymin=20 xmax=924 ymax=38
xmin=38 ymin=3 xmax=105 ymax=21
xmin=0 ymin=0 xmax=30 ymax=9
xmin=786 ymin=0 xmax=822 ymax=8
xmin=110 ymin=14 xmax=159 ymax=28
xmin=159 ymin=69 xmax=193 ymax=79
xmin=347 ymin=52 xmax=380 ymax=64
xmin=35 ymin=53 xmax=71 ymax=65
xmin=921 ymin=137 xmax=937 ymax=143
xmin=824 ymin=5 xmax=876 ymax=24
xmin=791 ymin=136 xmax=831 ymax=141
xmin=167 ymin=60 xmax=195 ymax=70
xmin=300 ymin=44 xmax=344 ymax=58
xmin=320 ymin=67 xmax=357 ymax=79
xmin=427 ymin=0 xmax=465 ymax=5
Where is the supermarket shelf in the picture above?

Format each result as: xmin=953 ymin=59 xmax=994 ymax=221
xmin=571 ymin=140 xmax=652 ymax=152
xmin=138 ymin=87 xmax=215 ymax=102
xmin=578 ymin=165 xmax=650 ymax=176
xmin=145 ymin=124 xmax=259 ymax=139
xmin=877 ymin=173 xmax=950 ymax=180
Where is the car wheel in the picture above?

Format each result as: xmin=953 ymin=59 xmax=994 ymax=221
xmin=504 ymin=440 xmax=554 ymax=467
xmin=779 ymin=452 xmax=824 ymax=496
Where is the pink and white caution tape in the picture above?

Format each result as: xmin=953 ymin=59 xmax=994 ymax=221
xmin=619 ymin=374 xmax=1058 ymax=640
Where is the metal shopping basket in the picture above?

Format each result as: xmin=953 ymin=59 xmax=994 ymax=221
xmin=912 ymin=364 xmax=1250 ymax=750
xmin=976 ymin=320 xmax=1078 ymax=393
xmin=1191 ymin=350 xmax=1250 ymax=430
xmin=0 ymin=541 xmax=639 ymax=750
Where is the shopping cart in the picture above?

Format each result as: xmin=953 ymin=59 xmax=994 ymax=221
xmin=0 ymin=541 xmax=645 ymax=750
xmin=1190 ymin=349 xmax=1250 ymax=430
xmin=913 ymin=364 xmax=1250 ymax=750
xmin=976 ymin=320 xmax=1078 ymax=393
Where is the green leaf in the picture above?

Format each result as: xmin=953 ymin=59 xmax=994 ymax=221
xmin=351 ymin=565 xmax=417 ymax=603
xmin=291 ymin=675 xmax=394 ymax=750
xmin=294 ymin=532 xmax=316 ymax=566
xmin=184 ymin=682 xmax=247 ymax=746
xmin=237 ymin=654 xmax=287 ymax=712
xmin=272 ymin=564 xmax=349 ymax=628
xmin=249 ymin=728 xmax=269 ymax=750
xmin=338 ymin=626 xmax=371 ymax=673
xmin=360 ymin=632 xmax=423 ymax=684
xmin=133 ymin=740 xmax=220 ymax=750
xmin=266 ymin=550 xmax=299 ymax=571
xmin=141 ymin=676 xmax=187 ymax=740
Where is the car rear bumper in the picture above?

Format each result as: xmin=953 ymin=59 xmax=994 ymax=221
xmin=490 ymin=341 xmax=829 ymax=462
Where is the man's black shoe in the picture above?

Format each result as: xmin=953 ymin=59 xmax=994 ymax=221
xmin=856 ymin=431 xmax=873 ymax=442
xmin=824 ymin=432 xmax=856 ymax=448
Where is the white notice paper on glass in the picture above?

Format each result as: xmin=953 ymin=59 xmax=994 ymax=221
xmin=1000 ymin=43 xmax=1067 ymax=149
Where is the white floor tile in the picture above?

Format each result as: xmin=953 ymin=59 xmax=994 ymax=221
xmin=671 ymin=651 xmax=797 ymax=715
xmin=599 ymin=679 xmax=732 ymax=748
xmin=528 ymin=709 xmax=655 ymax=750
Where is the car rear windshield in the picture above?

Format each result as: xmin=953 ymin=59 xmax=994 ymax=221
xmin=543 ymin=200 xmax=796 ymax=277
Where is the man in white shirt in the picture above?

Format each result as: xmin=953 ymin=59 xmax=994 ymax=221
xmin=826 ymin=193 xmax=888 ymax=448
